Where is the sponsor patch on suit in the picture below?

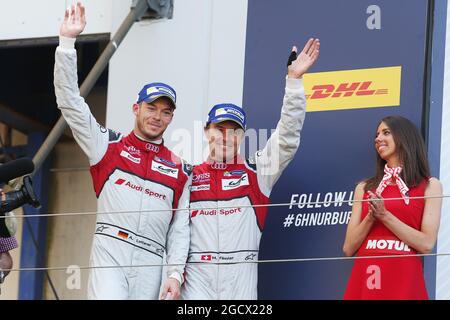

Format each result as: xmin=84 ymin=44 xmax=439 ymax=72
xmin=221 ymin=173 xmax=249 ymax=190
xmin=120 ymin=150 xmax=141 ymax=164
xmin=151 ymin=160 xmax=179 ymax=178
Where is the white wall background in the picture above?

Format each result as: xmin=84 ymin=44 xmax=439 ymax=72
xmin=0 ymin=0 xmax=111 ymax=41
xmin=436 ymin=0 xmax=450 ymax=301
xmin=106 ymin=0 xmax=248 ymax=164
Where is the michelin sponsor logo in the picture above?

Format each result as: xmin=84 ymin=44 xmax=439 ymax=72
xmin=147 ymin=86 xmax=176 ymax=101
xmin=151 ymin=160 xmax=179 ymax=178
xmin=215 ymin=107 xmax=245 ymax=122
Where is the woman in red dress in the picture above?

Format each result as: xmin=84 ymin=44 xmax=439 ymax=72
xmin=343 ymin=116 xmax=442 ymax=299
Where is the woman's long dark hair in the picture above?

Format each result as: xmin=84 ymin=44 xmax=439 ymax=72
xmin=364 ymin=116 xmax=430 ymax=191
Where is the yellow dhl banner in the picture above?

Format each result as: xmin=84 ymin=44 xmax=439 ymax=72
xmin=303 ymin=66 xmax=401 ymax=112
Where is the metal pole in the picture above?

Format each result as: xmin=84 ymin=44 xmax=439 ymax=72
xmin=32 ymin=0 xmax=150 ymax=175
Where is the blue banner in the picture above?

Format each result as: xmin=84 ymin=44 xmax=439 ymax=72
xmin=243 ymin=0 xmax=430 ymax=299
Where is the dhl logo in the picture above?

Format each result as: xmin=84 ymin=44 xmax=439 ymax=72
xmin=307 ymin=82 xmax=388 ymax=99
xmin=303 ymin=66 xmax=401 ymax=112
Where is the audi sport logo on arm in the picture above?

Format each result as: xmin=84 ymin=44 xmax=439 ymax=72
xmin=303 ymin=66 xmax=401 ymax=112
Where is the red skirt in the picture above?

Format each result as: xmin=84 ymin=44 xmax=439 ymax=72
xmin=344 ymin=255 xmax=428 ymax=300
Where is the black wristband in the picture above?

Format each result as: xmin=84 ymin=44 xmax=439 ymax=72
xmin=287 ymin=50 xmax=297 ymax=67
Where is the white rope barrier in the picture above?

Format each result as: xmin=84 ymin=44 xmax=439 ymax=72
xmin=2 ymin=252 xmax=449 ymax=273
xmin=1 ymin=194 xmax=449 ymax=220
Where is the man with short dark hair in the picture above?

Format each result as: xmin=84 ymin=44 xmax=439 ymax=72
xmin=55 ymin=2 xmax=191 ymax=299
xmin=179 ymin=39 xmax=320 ymax=300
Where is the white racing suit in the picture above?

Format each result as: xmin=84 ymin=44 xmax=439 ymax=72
xmin=182 ymin=78 xmax=306 ymax=299
xmin=54 ymin=38 xmax=191 ymax=299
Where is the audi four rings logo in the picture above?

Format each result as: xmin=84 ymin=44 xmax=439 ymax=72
xmin=145 ymin=143 xmax=160 ymax=153
xmin=211 ymin=163 xmax=227 ymax=170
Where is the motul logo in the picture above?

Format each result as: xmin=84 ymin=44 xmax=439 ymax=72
xmin=306 ymin=81 xmax=388 ymax=100
xmin=366 ymin=239 xmax=411 ymax=252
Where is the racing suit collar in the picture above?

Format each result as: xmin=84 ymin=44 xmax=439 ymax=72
xmin=129 ymin=132 xmax=163 ymax=153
